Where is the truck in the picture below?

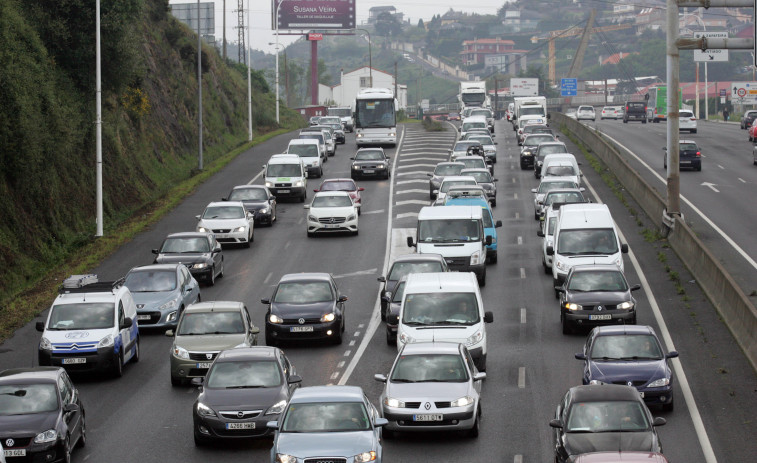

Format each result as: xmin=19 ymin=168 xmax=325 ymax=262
xmin=647 ymin=86 xmax=682 ymax=123
xmin=459 ymin=81 xmax=490 ymax=111
xmin=327 ymin=106 xmax=354 ymax=132
xmin=512 ymin=96 xmax=548 ymax=133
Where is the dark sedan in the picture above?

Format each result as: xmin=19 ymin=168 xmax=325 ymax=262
xmin=0 ymin=367 xmax=85 ymax=463
xmin=378 ymin=253 xmax=448 ymax=316
xmin=382 ymin=278 xmax=405 ymax=345
xmin=192 ymin=347 xmax=301 ymax=445
xmin=350 ymin=148 xmax=391 ymax=180
xmin=152 ymin=232 xmax=224 ymax=286
xmin=549 ymin=384 xmax=666 ymax=463
xmin=223 ymin=185 xmax=277 ymax=226
xmin=557 ymin=264 xmax=640 ymax=334
xmin=576 ymin=325 xmax=678 ymax=411
xmin=263 ymin=273 xmax=347 ymax=345
xmin=663 ymin=140 xmax=701 ymax=171
xmin=519 ymin=133 xmax=556 ymax=169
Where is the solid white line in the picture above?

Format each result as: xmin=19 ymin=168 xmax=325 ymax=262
xmin=738 ymin=178 xmax=746 ymax=183
xmin=595 ymin=130 xmax=757 ymax=271
xmin=518 ymin=367 xmax=526 ymax=388
xmin=717 ymin=164 xmax=724 ymax=170
xmin=582 ymin=175 xmax=718 ymax=463
xmin=514 ymin=193 xmax=518 ymax=200
xmin=396 ymin=171 xmax=430 ymax=177
xmin=247 ymin=169 xmax=264 ymax=185
xmin=520 ymin=308 xmax=526 ymax=324
xmin=339 ymin=126 xmax=405 ymax=385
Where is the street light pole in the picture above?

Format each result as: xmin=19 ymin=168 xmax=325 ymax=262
xmin=247 ymin=0 xmax=252 ymax=141
xmin=95 ymin=0 xmax=103 ymax=236
xmin=354 ymin=29 xmax=372 ymax=86
xmin=197 ymin=0 xmax=203 ymax=170
xmin=274 ymin=0 xmax=284 ymax=124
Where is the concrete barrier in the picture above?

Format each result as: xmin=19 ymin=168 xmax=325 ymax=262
xmin=553 ymin=112 xmax=757 ymax=371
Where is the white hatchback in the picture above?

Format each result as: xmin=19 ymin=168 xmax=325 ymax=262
xmin=196 ymin=201 xmax=254 ymax=247
xmin=576 ymin=105 xmax=596 ymax=121
xmin=679 ymin=110 xmax=697 ymax=133
xmin=304 ymin=191 xmax=359 ymax=236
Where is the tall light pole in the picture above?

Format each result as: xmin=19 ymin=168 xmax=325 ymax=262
xmin=197 ymin=0 xmax=203 ymax=170
xmin=247 ymin=0 xmax=252 ymax=141
xmin=95 ymin=0 xmax=103 ymax=236
xmin=353 ymin=28 xmax=372 ymax=86
xmin=274 ymin=0 xmax=286 ymax=123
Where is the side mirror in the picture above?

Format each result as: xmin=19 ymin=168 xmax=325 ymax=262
xmin=554 ymin=286 xmax=564 ymax=292
xmin=288 ymin=374 xmax=303 ymax=384
xmin=151 ymin=249 xmax=159 ymax=254
xmin=358 ymin=187 xmax=365 ymax=192
xmin=338 ymin=295 xmax=348 ymax=302
xmin=546 ymin=246 xmax=554 ymax=256
xmin=427 ymin=173 xmax=433 ymax=177
xmin=350 ymin=157 xmax=355 ymax=160
xmin=380 ymin=295 xmax=390 ymax=303
xmin=653 ymin=417 xmax=667 ymax=426
xmin=484 ymin=311 xmax=493 ymax=323
xmin=63 ymin=403 xmax=80 ymax=413
xmin=374 ymin=373 xmax=387 ymax=383
xmin=574 ymin=352 xmax=587 ymax=360
xmin=630 ymin=284 xmax=641 ymax=291
xmin=261 ymin=298 xmax=271 ymax=305
xmin=377 ymin=276 xmax=386 ymax=282
xmin=537 ymin=230 xmax=545 ymax=237
xmin=303 ymin=204 xmax=310 ymax=209
xmin=663 ymin=147 xmax=667 ymax=151
xmin=621 ymin=243 xmax=629 ymax=253
xmin=485 ymin=236 xmax=492 ymax=246
xmin=221 ymin=197 xmax=228 ymax=201
xmin=495 ymin=220 xmax=502 ymax=228
xmin=473 ymin=372 xmax=487 ymax=381
xmin=267 ymin=421 xmax=280 ymax=430
xmin=120 ymin=317 xmax=133 ymax=330
xmin=249 ymin=326 xmax=260 ymax=335
xmin=195 ymin=215 xmax=201 ymax=220
xmin=190 ymin=377 xmax=204 ymax=387
xmin=549 ymin=419 xmax=563 ymax=429
xmin=407 ymin=236 xmax=415 ymax=248
xmin=36 ymin=321 xmax=45 ymax=332
xmin=666 ymin=351 xmax=679 ymax=359
xmin=493 ymin=178 xmax=499 ymax=182
xmin=531 ymin=188 xmax=537 ymax=193
xmin=165 ymin=329 xmax=174 ymax=337
xmin=374 ymin=418 xmax=389 ymax=428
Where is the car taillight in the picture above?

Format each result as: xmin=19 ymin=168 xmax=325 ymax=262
xmin=690 ymin=118 xmax=696 ymax=121
xmin=696 ymin=151 xmax=701 ymax=157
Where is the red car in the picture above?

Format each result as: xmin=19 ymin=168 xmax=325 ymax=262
xmin=314 ymin=178 xmax=364 ymax=214
xmin=748 ymin=123 xmax=757 ymax=142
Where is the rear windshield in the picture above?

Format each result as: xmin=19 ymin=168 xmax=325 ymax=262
xmin=288 ymin=144 xmax=319 ymax=157
xmin=434 ymin=164 xmax=464 ymax=176
xmin=388 ymin=261 xmax=444 ymax=280
xmin=627 ymin=102 xmax=645 ymax=108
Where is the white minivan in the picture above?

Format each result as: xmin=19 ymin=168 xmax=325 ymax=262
xmin=396 ymin=272 xmax=493 ymax=371
xmin=539 ymin=153 xmax=581 ymax=185
xmin=547 ymin=203 xmax=628 ymax=296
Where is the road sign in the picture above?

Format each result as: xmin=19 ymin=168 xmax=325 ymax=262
xmin=731 ymin=82 xmax=757 ymax=103
xmin=561 ymin=78 xmax=577 ymax=97
xmin=693 ymin=32 xmax=729 ymax=62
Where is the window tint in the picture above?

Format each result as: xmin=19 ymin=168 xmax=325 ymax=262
xmin=274 ymin=282 xmax=334 ymax=303
xmin=229 ymin=188 xmax=268 ymax=201
xmin=206 ymin=360 xmax=282 ymax=388
xmin=202 ymin=206 xmax=245 ymax=219
xmin=590 ymin=334 xmax=663 ymax=360
xmin=124 ymin=270 xmax=177 ymax=292
xmin=49 ymin=303 xmax=115 ymax=330
xmin=568 ymin=270 xmax=628 ymax=292
xmin=0 ymin=384 xmax=59 ymax=415
xmin=177 ymin=311 xmax=246 ymax=335
xmin=161 ymin=237 xmax=211 ymax=253
xmin=388 ymin=262 xmax=444 ymax=280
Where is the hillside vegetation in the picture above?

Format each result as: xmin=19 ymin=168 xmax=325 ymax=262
xmin=0 ymin=0 xmax=302 ymax=311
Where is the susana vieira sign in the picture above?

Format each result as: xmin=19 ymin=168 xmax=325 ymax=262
xmin=274 ymin=0 xmax=356 ymax=30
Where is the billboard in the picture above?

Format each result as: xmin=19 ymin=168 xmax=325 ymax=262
xmin=510 ymin=78 xmax=538 ymax=96
xmin=274 ymin=0 xmax=356 ymax=30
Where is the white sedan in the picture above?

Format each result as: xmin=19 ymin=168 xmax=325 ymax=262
xmin=304 ymin=191 xmax=359 ymax=236
xmin=196 ymin=201 xmax=254 ymax=247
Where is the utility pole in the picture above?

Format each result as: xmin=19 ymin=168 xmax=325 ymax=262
xmin=197 ymin=0 xmax=203 ymax=170
xmin=494 ymin=76 xmax=498 ymax=116
xmin=394 ymin=61 xmax=398 ymax=99
xmin=246 ymin=0 xmax=252 ymax=141
xmin=222 ymin=0 xmax=227 ymax=60
xmin=284 ymin=51 xmax=289 ymax=107
xmin=95 ymin=0 xmax=103 ymax=236
xmin=237 ymin=0 xmax=245 ymax=64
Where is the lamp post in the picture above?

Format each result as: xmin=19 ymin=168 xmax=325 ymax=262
xmin=353 ymin=28 xmax=372 ymax=87
xmin=95 ymin=0 xmax=103 ymax=236
xmin=274 ymin=0 xmax=287 ymax=124
xmin=247 ymin=0 xmax=252 ymax=141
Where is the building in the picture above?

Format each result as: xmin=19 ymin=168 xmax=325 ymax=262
xmin=501 ymin=9 xmax=540 ymax=33
xmin=318 ymin=66 xmax=407 ymax=110
xmin=368 ymin=6 xmax=403 ymax=25
xmin=460 ymin=38 xmax=528 ymax=67
xmin=484 ymin=54 xmax=528 ymax=75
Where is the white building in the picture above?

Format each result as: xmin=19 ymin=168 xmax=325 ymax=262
xmin=319 ymin=66 xmax=407 ymax=110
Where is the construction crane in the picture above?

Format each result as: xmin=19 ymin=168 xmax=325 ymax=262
xmin=530 ymin=10 xmax=634 ymax=83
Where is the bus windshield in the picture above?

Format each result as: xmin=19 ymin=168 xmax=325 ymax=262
xmin=356 ymin=99 xmax=395 ymax=128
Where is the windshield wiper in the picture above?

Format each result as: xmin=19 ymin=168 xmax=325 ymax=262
xmin=566 ymin=429 xmax=596 ymax=434
xmin=402 ymin=321 xmax=427 ymax=326
xmin=391 ymin=378 xmax=416 ymax=383
xmin=620 ymin=356 xmax=661 ymax=360
xmin=594 ymin=356 xmax=622 ymax=361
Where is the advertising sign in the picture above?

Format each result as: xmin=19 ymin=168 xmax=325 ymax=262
xmin=308 ymin=33 xmax=323 ymax=41
xmin=274 ymin=0 xmax=356 ymax=30
xmin=693 ymin=32 xmax=729 ymax=62
xmin=510 ymin=78 xmax=538 ymax=96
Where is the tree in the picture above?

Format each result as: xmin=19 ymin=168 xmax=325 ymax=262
xmin=374 ymin=12 xmax=402 ymax=37
xmin=418 ymin=19 xmax=424 ymax=29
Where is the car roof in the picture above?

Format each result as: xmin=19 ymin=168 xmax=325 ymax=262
xmin=436 ymin=162 xmax=465 ymax=167
xmin=574 ymin=452 xmax=668 ymax=463
xmin=392 ymin=253 xmax=445 ymax=264
xmin=405 ymin=272 xmax=478 ymax=292
xmin=460 ymin=168 xmax=490 ymax=175
xmin=570 ymin=384 xmax=641 ymax=402
xmin=185 ymin=301 xmax=244 ymax=313
xmin=279 ymin=272 xmax=332 ymax=283
xmin=313 ymin=191 xmax=352 ymax=198
xmin=545 ymin=161 xmax=575 ymax=167
xmin=288 ymin=138 xmax=319 ymax=145
xmin=216 ymin=346 xmax=278 ymax=361
xmin=232 ymin=184 xmax=267 ymax=190
xmin=400 ymin=342 xmax=462 ymax=356
xmin=129 ymin=264 xmax=181 ymax=272
xmin=205 ymin=201 xmax=244 ymax=208
xmin=320 ymin=178 xmax=356 ymax=184
xmin=418 ymin=205 xmax=483 ymax=220
xmin=440 ymin=175 xmax=477 ymax=183
xmin=538 ymin=142 xmax=567 ymax=148
xmin=290 ymin=385 xmax=365 ymax=403
xmin=0 ymin=367 xmax=61 ymax=383
xmin=593 ymin=325 xmax=655 ymax=336
xmin=571 ymin=264 xmax=625 ymax=274
xmin=539 ymin=175 xmax=576 ymax=183
xmin=166 ymin=232 xmax=212 ymax=239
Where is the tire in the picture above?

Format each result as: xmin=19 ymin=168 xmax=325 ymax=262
xmin=194 ymin=432 xmax=211 ymax=447
xmin=357 ymin=207 xmax=361 ymax=216
xmin=696 ymin=164 xmax=702 ymax=172
xmin=662 ymin=400 xmax=674 ymax=412
xmin=468 ymin=410 xmax=480 ymax=438
xmin=491 ymin=199 xmax=496 ymax=207
xmin=562 ymin=316 xmax=572 ymax=335
xmin=209 ymin=266 xmax=216 ymax=286
xmin=383 ymin=428 xmax=395 ymax=440
xmin=218 ymin=260 xmax=224 ymax=279
xmin=386 ymin=329 xmax=395 ymax=346
xmin=171 ymin=375 xmax=183 ymax=387
xmin=623 ymin=119 xmax=628 ymax=123
xmin=132 ymin=337 xmax=140 ymax=363
xmin=543 ymin=258 xmax=551 ymax=274
xmin=333 ymin=324 xmax=343 ymax=345
xmin=535 ymin=211 xmax=540 ymax=220
xmin=476 ymin=354 xmax=487 ymax=372
xmin=430 ymin=191 xmax=435 ymax=200
xmin=490 ymin=252 xmax=497 ymax=264
xmin=318 ymin=167 xmax=324 ymax=178
xmin=243 ymin=232 xmax=251 ymax=248
xmin=300 ymin=193 xmax=306 ymax=203
xmin=112 ymin=352 xmax=123 ymax=378
xmin=478 ymin=267 xmax=486 ymax=287
xmin=77 ymin=414 xmax=86 ymax=448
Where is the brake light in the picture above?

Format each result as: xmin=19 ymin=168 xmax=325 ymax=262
xmin=690 ymin=118 xmax=696 ymax=121
xmin=696 ymin=151 xmax=701 ymax=157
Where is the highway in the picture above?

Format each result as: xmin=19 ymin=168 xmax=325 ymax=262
xmin=0 ymin=118 xmax=755 ymax=462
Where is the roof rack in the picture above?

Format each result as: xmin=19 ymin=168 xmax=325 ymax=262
xmin=58 ymin=274 xmax=124 ymax=294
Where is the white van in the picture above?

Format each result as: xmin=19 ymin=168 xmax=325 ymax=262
xmin=264 ymin=154 xmax=308 ymax=202
xmin=36 ymin=275 xmax=140 ymax=377
xmin=287 ymin=139 xmax=324 ymax=178
xmin=460 ymin=115 xmax=488 ymax=139
xmin=540 ymin=153 xmax=581 ymax=185
xmin=397 ymin=272 xmax=493 ymax=370
xmin=408 ymin=206 xmax=490 ymax=285
xmin=297 ymin=131 xmax=327 ymax=159
xmin=547 ymin=203 xmax=628 ymax=295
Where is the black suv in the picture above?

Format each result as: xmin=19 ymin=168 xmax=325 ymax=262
xmin=623 ymin=101 xmax=647 ymax=123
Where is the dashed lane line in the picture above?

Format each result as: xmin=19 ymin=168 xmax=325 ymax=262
xmin=396 ymin=189 xmax=430 ymax=195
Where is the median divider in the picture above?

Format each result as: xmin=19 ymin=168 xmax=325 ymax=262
xmin=553 ymin=112 xmax=757 ymax=371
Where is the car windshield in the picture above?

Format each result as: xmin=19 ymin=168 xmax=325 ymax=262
xmin=320 ymin=181 xmax=356 ymax=192
xmin=470 ymin=136 xmax=493 ymax=145
xmin=206 ymin=360 xmax=282 ymax=388
xmin=0 ymin=384 xmax=59 ymax=415
xmin=458 ymin=159 xmax=486 ymax=170
xmin=591 ymin=334 xmax=663 ymax=360
xmin=355 ymin=151 xmax=384 ymax=160
xmin=402 ymin=292 xmax=479 ymax=325
xmin=418 ymin=219 xmax=481 ymax=243
xmin=558 ymin=229 xmax=619 ymax=255
xmin=124 ymin=270 xmax=177 ymax=292
xmin=202 ymin=206 xmax=245 ymax=219
xmin=288 ymin=144 xmax=319 ymax=157
xmin=391 ymin=353 xmax=469 ymax=383
xmin=545 ymin=192 xmax=584 ymax=206
xmin=680 ymin=111 xmax=693 ymax=118
xmin=453 ymin=142 xmax=477 ymax=152
xmin=440 ymin=180 xmax=477 ymax=193
xmin=327 ymin=108 xmax=351 ymax=117
xmin=465 ymin=172 xmax=491 ymax=183
xmin=177 ymin=311 xmax=245 ymax=335
xmin=229 ymin=188 xmax=268 ymax=201
xmin=470 ymin=110 xmax=490 ymax=117
xmin=539 ymin=145 xmax=567 ymax=156
xmin=463 ymin=122 xmax=486 ymax=131
xmin=434 ymin=164 xmax=463 ymax=176
xmin=538 ymin=181 xmax=577 ymax=193
xmin=312 ymin=195 xmax=353 ymax=208
xmin=282 ymin=402 xmax=370 ymax=432
xmin=267 ymin=164 xmax=302 ymax=177
xmin=391 ymin=281 xmax=406 ymax=303
xmin=566 ymin=401 xmax=649 ymax=432
xmin=545 ymin=166 xmax=576 ymax=177
xmin=388 ymin=262 xmax=444 ymax=281
xmin=274 ymin=282 xmax=334 ymax=303
xmin=48 ymin=303 xmax=114 ymax=330
xmin=446 ymin=189 xmax=486 ymax=200
xmin=161 ymin=237 xmax=210 ymax=253
xmin=524 ymin=135 xmax=554 ymax=146
xmin=568 ymin=270 xmax=628 ymax=292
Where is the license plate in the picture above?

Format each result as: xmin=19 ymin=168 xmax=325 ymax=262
xmin=413 ymin=414 xmax=443 ymax=422
xmin=278 ymin=189 xmax=290 ymax=193
xmin=226 ymin=422 xmax=255 ymax=430
xmin=680 ymin=161 xmax=691 ymax=164
xmin=324 ymin=224 xmax=340 ymax=229
xmin=62 ymin=358 xmax=86 ymax=365
xmin=137 ymin=314 xmax=151 ymax=320
xmin=363 ymin=169 xmax=375 ymax=173
xmin=196 ymin=362 xmax=213 ymax=369
xmin=589 ymin=314 xmax=612 ymax=320
xmin=4 ymin=450 xmax=26 ymax=457
xmin=290 ymin=326 xmax=314 ymax=332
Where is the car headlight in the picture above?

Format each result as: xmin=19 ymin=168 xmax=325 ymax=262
xmin=617 ymin=301 xmax=635 ymax=310
xmin=159 ymin=297 xmax=179 ymax=311
xmin=265 ymin=181 xmax=274 ymax=188
xmin=354 ymin=451 xmax=377 ymax=462
xmin=39 ymin=336 xmax=52 ymax=351
xmin=196 ymin=402 xmax=216 ymax=417
xmin=308 ymin=215 xmax=317 ymax=222
xmin=450 ymin=396 xmax=474 ymax=407
xmin=389 ymin=132 xmax=396 ymax=137
xmin=294 ymin=181 xmax=304 ymax=187
xmin=320 ymin=312 xmax=336 ymax=323
xmin=466 ymin=330 xmax=483 ymax=347
xmin=647 ymin=378 xmax=670 ymax=388
xmin=399 ymin=332 xmax=414 ymax=345
xmin=470 ymin=249 xmax=482 ymax=266
xmin=347 ymin=214 xmax=356 ymax=221
xmin=266 ymin=399 xmax=287 ymax=415
xmin=555 ymin=260 xmax=568 ymax=271
xmin=173 ymin=345 xmax=189 ymax=359
xmin=275 ymin=454 xmax=297 ymax=463
xmin=563 ymin=302 xmax=582 ymax=311
xmin=192 ymin=263 xmax=207 ymax=269
xmin=384 ymin=397 xmax=404 ymax=408
xmin=356 ymin=133 xmax=364 ymax=138
xmin=269 ymin=314 xmax=283 ymax=324
xmin=34 ymin=429 xmax=57 ymax=444
xmin=98 ymin=334 xmax=114 ymax=348
xmin=197 ymin=226 xmax=209 ymax=233
xmin=234 ymin=226 xmax=246 ymax=232
xmin=166 ymin=311 xmax=179 ymax=323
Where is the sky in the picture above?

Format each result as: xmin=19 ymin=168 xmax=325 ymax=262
xmin=168 ymin=0 xmax=508 ymax=55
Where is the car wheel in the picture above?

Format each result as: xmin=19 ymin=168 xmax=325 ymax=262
xmin=218 ymin=260 xmax=224 ymax=279
xmin=132 ymin=337 xmax=140 ymax=363
xmin=490 ymin=252 xmax=497 ymax=264
xmin=351 ymin=174 xmax=358 ymax=180
xmin=476 ymin=354 xmax=487 ymax=372
xmin=300 ymin=193 xmax=306 ymax=203
xmin=77 ymin=414 xmax=87 ymax=448
xmin=244 ymin=232 xmax=251 ymax=248
xmin=386 ymin=329 xmax=395 ymax=345
xmin=209 ymin=267 xmax=216 ymax=286
xmin=333 ymin=324 xmax=343 ymax=345
xmin=112 ymin=352 xmax=123 ymax=378
xmin=194 ymin=431 xmax=211 ymax=447
xmin=357 ymin=207 xmax=361 ymax=216
xmin=63 ymin=436 xmax=72 ymax=463
xmin=662 ymin=400 xmax=674 ymax=412
xmin=544 ymin=259 xmax=551 ymax=275
xmin=468 ymin=410 xmax=480 ymax=438
xmin=478 ymin=267 xmax=486 ymax=287
xmin=696 ymin=164 xmax=702 ymax=171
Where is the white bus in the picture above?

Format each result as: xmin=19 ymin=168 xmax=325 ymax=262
xmin=355 ymin=88 xmax=397 ymax=147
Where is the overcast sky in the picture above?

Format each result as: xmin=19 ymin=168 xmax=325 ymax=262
xmin=168 ymin=0 xmax=508 ymax=55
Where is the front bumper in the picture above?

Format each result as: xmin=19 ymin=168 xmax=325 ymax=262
xmin=382 ymin=404 xmax=476 ymax=433
xmin=562 ymin=308 xmax=636 ymax=328
xmin=265 ymin=319 xmax=341 ymax=342
xmin=305 ymin=165 xmax=322 ymax=176
xmin=207 ymin=229 xmax=248 ymax=245
xmin=520 ymin=154 xmax=535 ymax=168
xmin=189 ymin=266 xmax=214 ymax=283
xmin=136 ymin=308 xmax=180 ymax=329
xmin=171 ymin=353 xmax=218 ymax=381
xmin=269 ymin=186 xmax=306 ymax=199
xmin=39 ymin=346 xmax=118 ymax=373
xmin=0 ymin=438 xmax=65 ymax=463
xmin=249 ymin=209 xmax=273 ymax=225
xmin=194 ymin=412 xmax=275 ymax=440
xmin=352 ymin=165 xmax=389 ymax=178
xmin=307 ymin=218 xmax=358 ymax=234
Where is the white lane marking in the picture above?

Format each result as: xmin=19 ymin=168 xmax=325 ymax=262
xmin=517 ymin=236 xmax=523 ymax=245
xmin=330 ymin=372 xmax=340 ymax=380
xmin=510 ymin=164 xmax=514 ymax=170
xmin=337 ymin=361 xmax=345 ymax=368
xmin=396 ymin=179 xmax=428 ymax=185
xmin=349 ymin=340 xmax=356 ymax=346
xmin=738 ymin=178 xmax=746 ymax=183
xmin=353 ymin=331 xmax=361 ymax=337
xmin=512 ymin=178 xmax=516 ymax=183
xmin=397 ymin=163 xmax=436 ymax=169
xmin=285 ymin=240 xmax=292 ymax=249
xmin=396 ymin=171 xmax=430 ymax=177
xmin=701 ymin=182 xmax=720 ymax=193
xmin=518 ymin=367 xmax=526 ymax=388
xmin=515 ymin=212 xmax=520 ymax=219
xmin=395 ymin=189 xmax=429 ymax=195
xmin=520 ymin=308 xmax=526 ymax=324
xmin=397 ymin=156 xmax=449 ymax=162
xmin=361 ymin=209 xmax=385 ymax=215
xmin=582 ymin=175 xmax=718 ymax=463
xmin=396 ymin=212 xmax=419 ymax=219
xmin=358 ymin=324 xmax=365 ymax=329
xmin=717 ymin=164 xmax=724 ymax=170
xmin=595 ymin=130 xmax=757 ymax=272
xmin=396 ymin=199 xmax=431 ymax=206
xmin=333 ymin=268 xmax=378 ymax=279
xmin=514 ymin=193 xmax=518 ymax=200
xmin=514 ymin=455 xmax=523 ymax=463
xmin=297 ymin=216 xmax=304 ymax=224
xmin=263 ymin=272 xmax=272 ymax=284
xmin=343 ymin=350 xmax=352 ymax=357
xmin=520 ymin=268 xmax=526 ymax=279
xmin=339 ymin=127 xmax=406 ymax=385
xmin=247 ymin=169 xmax=264 ymax=185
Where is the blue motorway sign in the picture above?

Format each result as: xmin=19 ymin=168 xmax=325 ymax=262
xmin=561 ymin=78 xmax=577 ymax=97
